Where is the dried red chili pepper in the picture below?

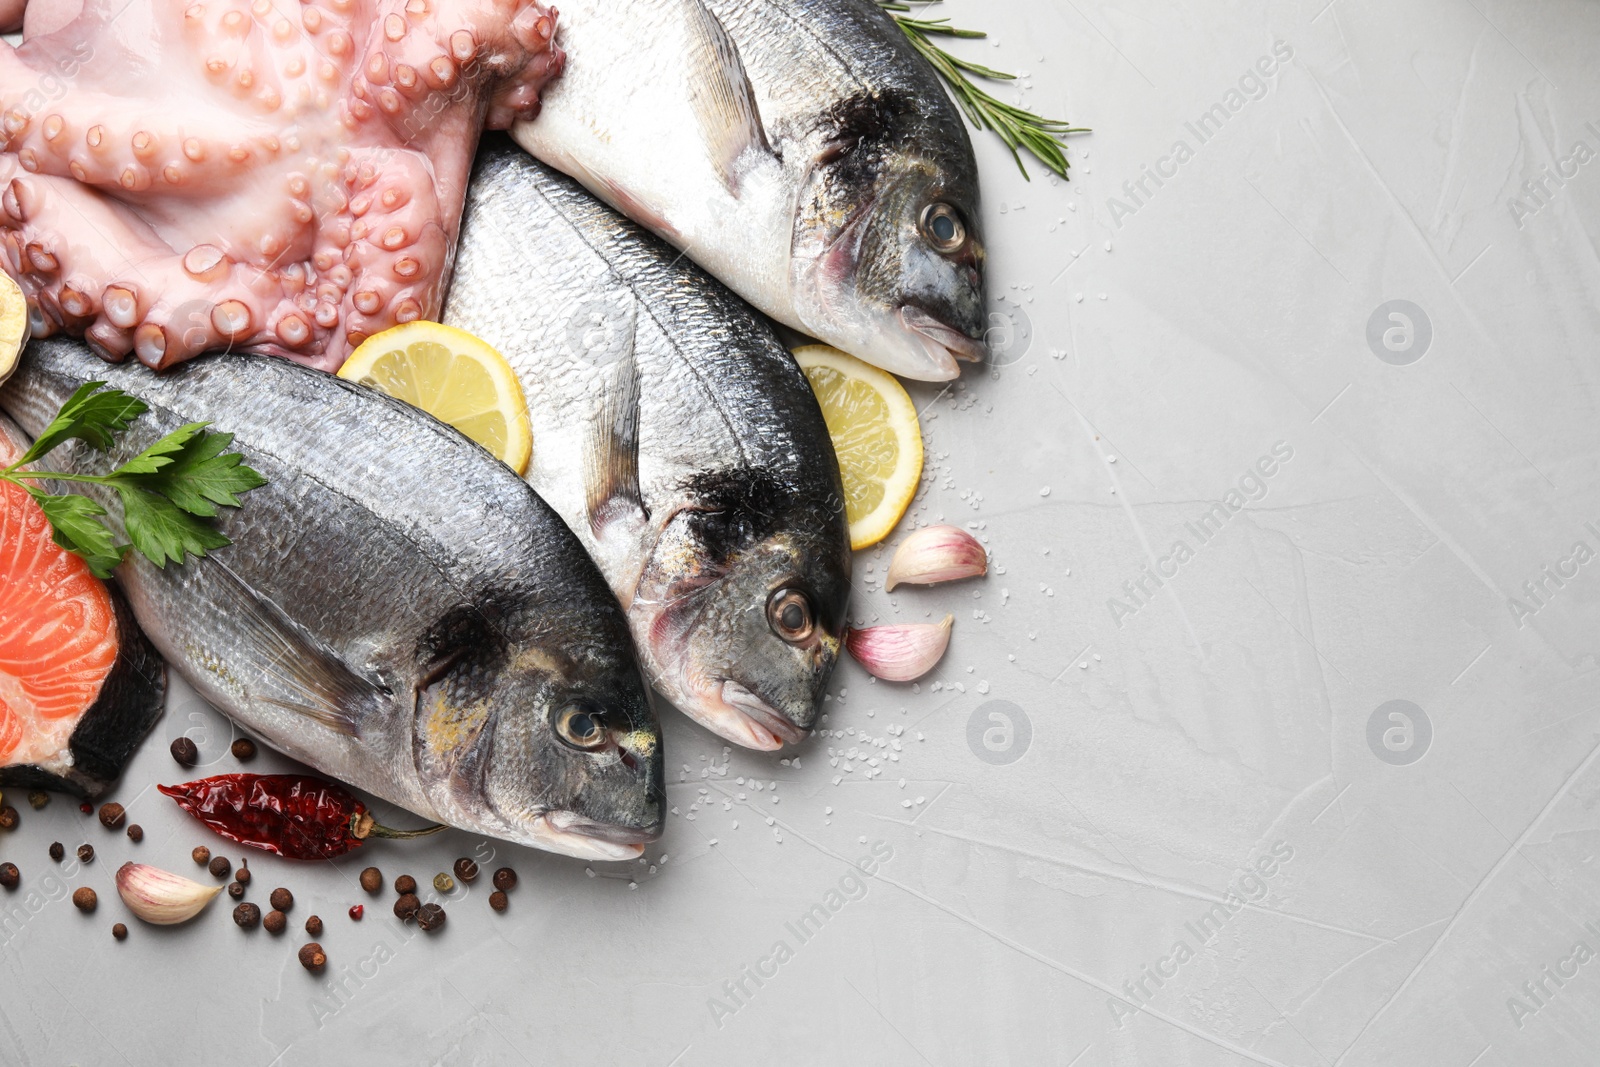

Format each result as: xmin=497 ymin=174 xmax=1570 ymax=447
xmin=157 ymin=774 xmax=443 ymax=860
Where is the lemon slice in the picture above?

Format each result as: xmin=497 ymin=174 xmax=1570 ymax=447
xmin=794 ymin=344 xmax=923 ymax=550
xmin=338 ymin=321 xmax=531 ymax=475
xmin=0 ymin=272 xmax=30 ymax=387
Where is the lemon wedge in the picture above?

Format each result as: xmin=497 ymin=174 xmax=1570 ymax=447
xmin=794 ymin=344 xmax=924 ymax=550
xmin=338 ymin=321 xmax=531 ymax=475
xmin=0 ymin=272 xmax=30 ymax=387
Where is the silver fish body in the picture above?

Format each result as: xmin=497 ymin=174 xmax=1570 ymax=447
xmin=512 ymin=0 xmax=987 ymax=381
xmin=444 ymin=138 xmax=851 ymax=750
xmin=1 ymin=339 xmax=664 ymax=859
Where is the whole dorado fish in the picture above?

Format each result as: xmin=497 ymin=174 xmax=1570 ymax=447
xmin=443 ymin=137 xmax=851 ymax=751
xmin=1 ymin=339 xmax=663 ymax=860
xmin=512 ymin=0 xmax=987 ymax=381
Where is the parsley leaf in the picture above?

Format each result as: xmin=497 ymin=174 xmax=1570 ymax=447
xmin=28 ymin=490 xmax=125 ymax=579
xmin=17 ymin=382 xmax=148 ymax=464
xmin=115 ymin=485 xmax=233 ymax=568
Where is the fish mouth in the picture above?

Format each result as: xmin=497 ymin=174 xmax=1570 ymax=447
xmin=528 ymin=810 xmax=657 ymax=861
xmin=900 ymin=306 xmax=987 ymax=373
xmin=709 ymin=680 xmax=809 ymax=750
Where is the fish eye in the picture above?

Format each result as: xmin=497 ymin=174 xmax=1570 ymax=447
xmin=920 ymin=203 xmax=965 ymax=253
xmin=553 ymin=703 xmax=610 ymax=751
xmin=767 ymin=587 xmax=815 ymax=644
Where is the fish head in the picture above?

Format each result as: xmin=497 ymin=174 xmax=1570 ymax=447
xmin=631 ymin=471 xmax=851 ymax=750
xmin=790 ymin=91 xmax=986 ymax=381
xmin=415 ymin=607 xmax=664 ymax=860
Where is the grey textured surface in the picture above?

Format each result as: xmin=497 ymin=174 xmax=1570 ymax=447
xmin=4 ymin=0 xmax=1600 ymax=1063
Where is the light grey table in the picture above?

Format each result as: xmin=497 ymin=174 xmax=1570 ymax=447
xmin=4 ymin=0 xmax=1599 ymax=1063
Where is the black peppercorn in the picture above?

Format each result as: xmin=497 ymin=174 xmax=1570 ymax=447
xmin=97 ymin=803 xmax=125 ymax=830
xmin=76 ymin=844 xmax=94 ymax=864
xmin=126 ymin=824 xmax=143 ymax=843
xmin=488 ymin=890 xmax=508 ymax=913
xmin=269 ymin=887 xmax=293 ymax=911
xmin=453 ymin=857 xmax=479 ymax=883
xmin=393 ymin=892 xmax=420 ymax=920
xmin=415 ymin=903 xmax=446 ymax=932
xmin=0 ymin=806 xmax=18 ymax=830
xmin=48 ymin=842 xmax=64 ymax=862
xmin=208 ymin=855 xmax=231 ymax=879
xmin=492 ymin=867 xmax=517 ymax=892
xmin=170 ymin=737 xmax=199 ymax=766
xmin=0 ymin=862 xmax=18 ymax=889
xmin=231 ymin=738 xmax=257 ymax=761
xmin=233 ymin=902 xmax=261 ymax=929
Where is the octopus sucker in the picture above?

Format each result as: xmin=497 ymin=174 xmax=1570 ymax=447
xmin=0 ymin=0 xmax=563 ymax=371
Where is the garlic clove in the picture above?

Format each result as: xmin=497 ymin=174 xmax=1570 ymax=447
xmin=115 ymin=861 xmax=223 ymax=925
xmin=884 ymin=526 xmax=987 ymax=591
xmin=845 ymin=614 xmax=954 ymax=681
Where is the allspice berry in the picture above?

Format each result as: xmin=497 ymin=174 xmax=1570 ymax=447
xmin=126 ymin=824 xmax=143 ymax=843
xmin=453 ymin=858 xmax=479 ymax=884
xmin=415 ymin=903 xmax=446 ymax=932
xmin=299 ymin=943 xmax=327 ymax=973
xmin=393 ymin=893 xmax=420 ymax=921
xmin=72 ymin=886 xmax=97 ymax=912
xmin=227 ymin=881 xmax=245 ymax=900
xmin=96 ymin=803 xmax=125 ymax=830
xmin=264 ymin=910 xmax=287 ymax=935
xmin=305 ymin=915 xmax=323 ymax=937
xmin=492 ymin=867 xmax=517 ymax=893
xmin=359 ymin=867 xmax=382 ymax=894
xmin=0 ymin=806 xmax=19 ymax=830
xmin=488 ymin=890 xmax=508 ymax=913
xmin=233 ymin=902 xmax=261 ymax=929
xmin=191 ymin=845 xmax=211 ymax=866
xmin=208 ymin=855 xmax=231 ymax=879
xmin=112 ymin=922 xmax=127 ymax=941
xmin=170 ymin=737 xmax=199 ymax=766
xmin=0 ymin=862 xmax=18 ymax=890
xmin=235 ymin=864 xmax=251 ymax=886
xmin=394 ymin=874 xmax=417 ymax=896
xmin=231 ymin=738 xmax=257 ymax=761
xmin=269 ymin=887 xmax=293 ymax=912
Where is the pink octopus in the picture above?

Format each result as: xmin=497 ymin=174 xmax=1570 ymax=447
xmin=0 ymin=0 xmax=561 ymax=369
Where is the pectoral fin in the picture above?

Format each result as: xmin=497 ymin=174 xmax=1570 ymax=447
xmin=682 ymin=0 xmax=773 ymax=194
xmin=584 ymin=323 xmax=647 ymax=537
xmin=206 ymin=558 xmax=385 ymax=737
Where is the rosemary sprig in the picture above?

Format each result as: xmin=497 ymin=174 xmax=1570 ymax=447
xmin=878 ymin=0 xmax=1086 ymax=180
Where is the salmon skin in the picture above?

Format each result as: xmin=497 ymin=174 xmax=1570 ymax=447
xmin=0 ymin=412 xmax=165 ymax=798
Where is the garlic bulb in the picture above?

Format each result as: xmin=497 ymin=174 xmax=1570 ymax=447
xmin=845 ymin=615 xmax=954 ymax=682
xmin=885 ymin=526 xmax=987 ymax=591
xmin=115 ymin=862 xmax=223 ymax=925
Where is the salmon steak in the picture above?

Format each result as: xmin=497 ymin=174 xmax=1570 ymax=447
xmin=0 ymin=413 xmax=164 ymax=796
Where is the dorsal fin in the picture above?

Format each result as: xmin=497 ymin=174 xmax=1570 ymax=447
xmin=682 ymin=0 xmax=774 ymax=194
